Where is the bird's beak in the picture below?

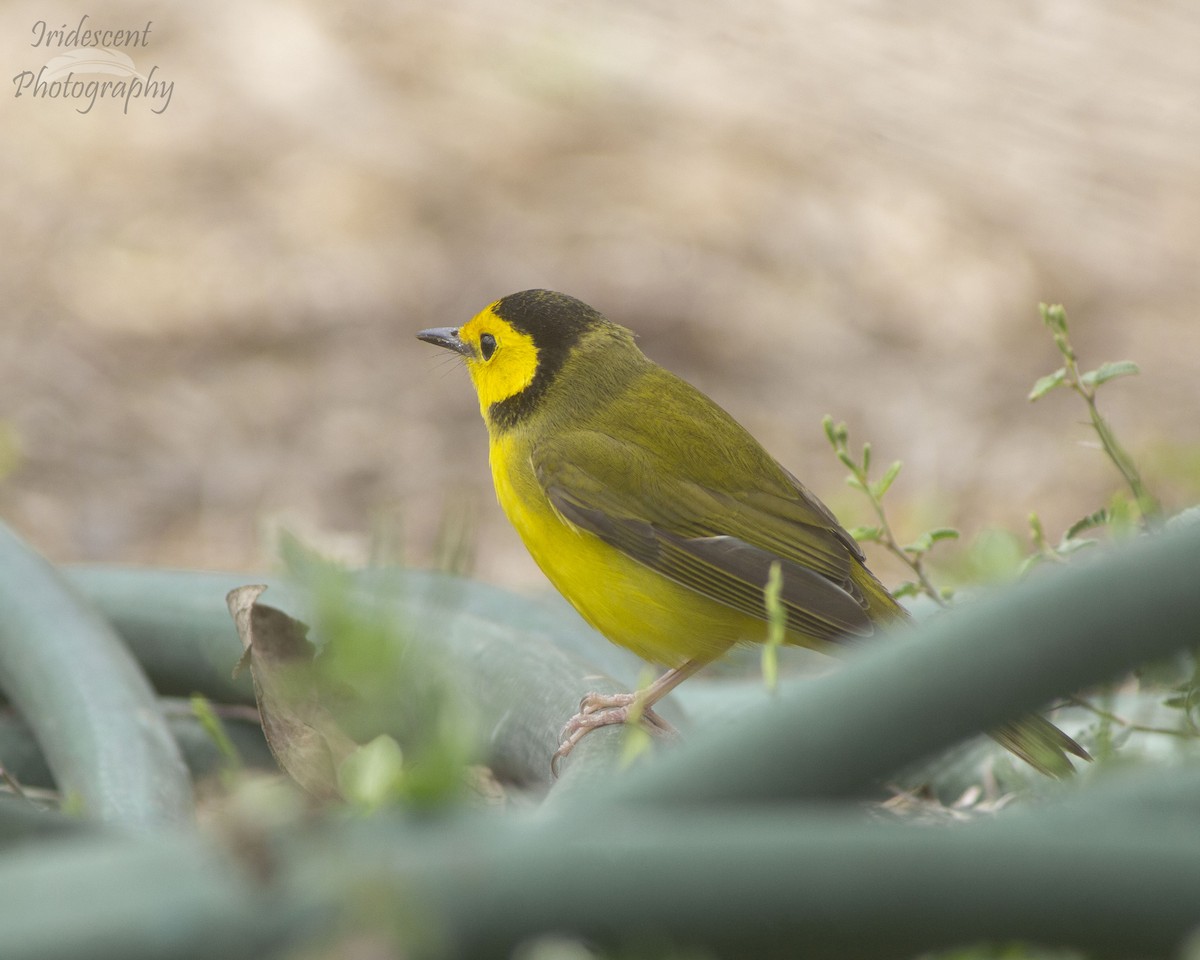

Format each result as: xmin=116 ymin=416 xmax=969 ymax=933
xmin=416 ymin=327 xmax=473 ymax=357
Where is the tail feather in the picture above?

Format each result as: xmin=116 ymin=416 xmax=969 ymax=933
xmin=990 ymin=714 xmax=1091 ymax=779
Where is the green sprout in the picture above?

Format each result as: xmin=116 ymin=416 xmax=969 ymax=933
xmin=761 ymin=561 xmax=786 ymax=692
xmin=619 ymin=667 xmax=658 ymax=769
xmin=190 ymin=694 xmax=243 ymax=786
xmin=1029 ymin=303 xmax=1159 ymax=523
xmin=823 ymin=416 xmax=958 ymax=605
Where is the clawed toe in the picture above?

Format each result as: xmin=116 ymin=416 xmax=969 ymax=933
xmin=550 ymin=694 xmax=679 ymax=777
xmin=577 ymin=690 xmax=636 ymax=715
xmin=551 ymin=663 xmax=705 ymax=778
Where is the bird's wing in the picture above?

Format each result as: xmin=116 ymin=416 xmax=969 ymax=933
xmin=532 ymin=431 xmax=875 ymax=645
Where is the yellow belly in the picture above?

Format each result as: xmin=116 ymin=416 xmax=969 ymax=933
xmin=490 ymin=435 xmax=764 ymax=667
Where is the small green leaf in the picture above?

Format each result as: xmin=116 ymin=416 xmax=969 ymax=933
xmin=1028 ymin=367 xmax=1067 ymax=401
xmin=619 ymin=667 xmax=657 ymax=729
xmin=927 ymin=527 xmax=959 ymax=543
xmin=619 ymin=723 xmax=655 ymax=769
xmin=1039 ymin=302 xmax=1068 ymax=336
xmin=904 ymin=532 xmax=933 ymax=555
xmin=1028 ymin=511 xmax=1049 ymax=545
xmin=338 ymin=735 xmax=406 ymax=812
xmin=621 ymin=666 xmax=659 ymax=770
xmin=1106 ymin=492 xmax=1140 ymax=539
xmin=870 ymin=460 xmax=903 ymax=499
xmin=845 ymin=475 xmax=868 ymax=494
xmin=861 ymin=442 xmax=872 ymax=474
xmin=1080 ymin=360 xmax=1140 ymax=388
xmin=190 ymin=695 xmax=242 ymax=775
xmin=762 ymin=562 xmax=786 ymax=694
xmin=1064 ymin=508 xmax=1109 ymax=540
xmin=836 ymin=450 xmax=858 ymax=472
xmin=901 ymin=528 xmax=956 ymax=555
xmin=1016 ymin=554 xmax=1041 ymax=576
xmin=60 ymin=790 xmax=87 ymax=818
xmin=848 ymin=525 xmax=882 ymax=543
xmin=1055 ymin=537 xmax=1098 ymax=557
xmin=892 ymin=582 xmax=920 ymax=599
xmin=822 ymin=414 xmax=837 ymax=447
xmin=822 ymin=415 xmax=847 ymax=450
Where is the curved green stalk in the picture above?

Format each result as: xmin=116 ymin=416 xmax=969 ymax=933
xmin=64 ymin=566 xmax=655 ymax=789
xmin=0 ymin=524 xmax=192 ymax=826
xmin=612 ymin=521 xmax=1200 ymax=804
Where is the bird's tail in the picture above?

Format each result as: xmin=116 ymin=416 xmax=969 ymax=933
xmin=854 ymin=565 xmax=1090 ymax=777
xmin=989 ymin=713 xmax=1092 ymax=778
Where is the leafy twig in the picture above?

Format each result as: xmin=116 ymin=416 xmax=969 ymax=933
xmin=1029 ymin=304 xmax=1160 ymax=522
xmin=1066 ymin=695 xmax=1195 ymax=740
xmin=1162 ymin=656 xmax=1200 ymax=738
xmin=1020 ymin=508 xmax=1109 ymax=572
xmin=823 ymin=416 xmax=957 ymax=606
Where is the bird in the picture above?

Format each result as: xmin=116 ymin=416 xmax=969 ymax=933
xmin=418 ymin=289 xmax=1088 ymax=777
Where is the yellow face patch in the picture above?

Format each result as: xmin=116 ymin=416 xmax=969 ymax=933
xmin=458 ymin=303 xmax=540 ymax=418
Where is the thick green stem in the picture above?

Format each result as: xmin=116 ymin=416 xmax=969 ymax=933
xmin=290 ymin=768 xmax=1200 ymax=960
xmin=0 ymin=524 xmax=193 ymax=826
xmin=64 ymin=566 xmax=658 ymax=790
xmin=610 ymin=521 xmax=1200 ymax=805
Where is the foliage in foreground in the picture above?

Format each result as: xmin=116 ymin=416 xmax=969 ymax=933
xmin=0 ymin=303 xmax=1197 ymax=960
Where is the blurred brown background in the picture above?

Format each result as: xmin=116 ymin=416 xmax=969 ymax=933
xmin=2 ymin=1 xmax=1198 ymax=592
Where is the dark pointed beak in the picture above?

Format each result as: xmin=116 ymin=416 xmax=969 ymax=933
xmin=417 ymin=327 xmax=473 ymax=357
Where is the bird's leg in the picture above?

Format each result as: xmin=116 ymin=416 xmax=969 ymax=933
xmin=551 ymin=659 xmax=707 ymax=776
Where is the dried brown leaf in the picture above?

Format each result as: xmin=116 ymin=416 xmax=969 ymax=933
xmin=225 ymin=585 xmax=357 ymax=800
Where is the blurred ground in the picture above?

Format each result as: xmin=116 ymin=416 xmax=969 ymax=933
xmin=2 ymin=0 xmax=1198 ymax=592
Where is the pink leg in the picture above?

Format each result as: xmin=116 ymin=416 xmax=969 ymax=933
xmin=551 ymin=659 xmax=707 ymax=776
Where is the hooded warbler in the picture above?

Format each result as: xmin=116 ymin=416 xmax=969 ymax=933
xmin=418 ymin=289 xmax=1088 ymax=776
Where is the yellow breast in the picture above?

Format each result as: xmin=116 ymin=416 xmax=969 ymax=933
xmin=488 ymin=432 xmax=760 ymax=667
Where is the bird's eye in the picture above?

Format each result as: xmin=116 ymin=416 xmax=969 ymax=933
xmin=479 ymin=333 xmax=497 ymax=360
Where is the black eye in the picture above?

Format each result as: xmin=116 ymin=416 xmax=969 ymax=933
xmin=479 ymin=333 xmax=497 ymax=360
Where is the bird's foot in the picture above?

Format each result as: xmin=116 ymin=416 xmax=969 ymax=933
xmin=550 ymin=691 xmax=677 ymax=777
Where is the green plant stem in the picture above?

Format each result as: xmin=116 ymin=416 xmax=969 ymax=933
xmin=1028 ymin=513 xmax=1068 ymax=565
xmin=1054 ymin=328 xmax=1159 ymax=519
xmin=5 ymin=766 xmax=1200 ymax=960
xmin=1076 ymin=386 xmax=1157 ymax=518
xmin=0 ymin=706 xmax=277 ymax=792
xmin=0 ymin=524 xmax=193 ymax=826
xmin=863 ymin=488 xmax=946 ymax=605
xmin=1065 ymin=695 xmax=1194 ymax=739
xmin=0 ymin=829 xmax=304 ymax=960
xmin=826 ymin=418 xmax=948 ymax=606
xmin=65 ymin=566 xmax=666 ymax=790
xmin=610 ymin=520 xmax=1200 ymax=806
xmin=312 ymin=774 xmax=1200 ymax=960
